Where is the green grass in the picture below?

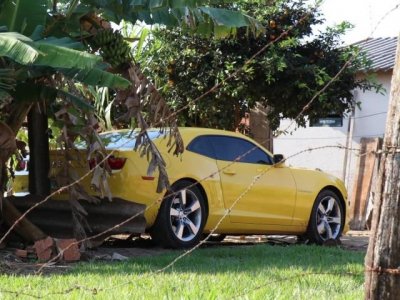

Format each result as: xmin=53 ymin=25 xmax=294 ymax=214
xmin=0 ymin=245 xmax=365 ymax=299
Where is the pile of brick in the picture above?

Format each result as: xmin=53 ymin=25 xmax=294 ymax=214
xmin=15 ymin=237 xmax=81 ymax=262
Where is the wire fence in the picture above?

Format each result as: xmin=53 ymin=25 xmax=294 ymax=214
xmin=1 ymin=0 xmax=399 ymax=298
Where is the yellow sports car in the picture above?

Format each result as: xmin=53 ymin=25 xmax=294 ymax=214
xmin=14 ymin=128 xmax=349 ymax=248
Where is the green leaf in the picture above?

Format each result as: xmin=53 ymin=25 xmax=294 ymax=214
xmin=60 ymin=67 xmax=131 ymax=89
xmin=195 ymin=21 xmax=213 ymax=35
xmin=134 ymin=28 xmax=150 ymax=59
xmin=0 ymin=0 xmax=48 ymax=36
xmin=0 ymin=88 xmax=11 ymax=101
xmin=29 ymin=25 xmax=44 ymax=41
xmin=199 ymin=7 xmax=249 ymax=27
xmin=66 ymin=0 xmax=81 ymax=18
xmin=151 ymin=9 xmax=179 ymax=26
xmin=137 ymin=11 xmax=153 ymax=24
xmin=37 ymin=36 xmax=85 ymax=50
xmin=213 ymin=25 xmax=234 ymax=39
xmin=79 ymin=0 xmax=262 ymax=35
xmin=57 ymin=88 xmax=94 ymax=111
xmin=150 ymin=0 xmax=165 ymax=9
xmin=0 ymin=32 xmax=38 ymax=64
xmin=11 ymin=81 xmax=56 ymax=103
xmin=168 ymin=0 xmax=188 ymax=8
xmin=130 ymin=0 xmax=147 ymax=7
xmin=105 ymin=99 xmax=114 ymax=129
xmin=33 ymin=41 xmax=102 ymax=69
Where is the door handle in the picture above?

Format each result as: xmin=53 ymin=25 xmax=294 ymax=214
xmin=223 ymin=169 xmax=236 ymax=175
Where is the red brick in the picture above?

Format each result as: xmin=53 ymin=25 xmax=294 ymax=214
xmin=15 ymin=249 xmax=28 ymax=258
xmin=34 ymin=237 xmax=54 ymax=262
xmin=55 ymin=239 xmax=80 ymax=262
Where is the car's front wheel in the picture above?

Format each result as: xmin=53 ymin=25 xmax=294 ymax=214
xmin=306 ymin=190 xmax=344 ymax=244
xmin=151 ymin=180 xmax=207 ymax=248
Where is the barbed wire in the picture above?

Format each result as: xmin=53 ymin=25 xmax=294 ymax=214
xmin=33 ymin=143 xmax=372 ymax=298
xmin=1 ymin=0 xmax=398 ymax=298
xmin=276 ymin=134 xmax=384 ymax=140
xmin=0 ymin=289 xmax=42 ymax=299
xmin=0 ymin=0 xmax=329 ymax=270
xmin=151 ymin=2 xmax=321 ymax=127
xmin=0 ymin=262 xmax=365 ymax=299
xmin=33 ymin=140 xmax=375 ymax=275
xmin=0 ymin=0 xmax=320 ymax=248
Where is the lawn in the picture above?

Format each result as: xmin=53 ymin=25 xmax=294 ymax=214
xmin=0 ymin=244 xmax=365 ymax=299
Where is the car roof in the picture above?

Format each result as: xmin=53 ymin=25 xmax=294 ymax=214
xmin=97 ymin=127 xmax=273 ymax=156
xmin=102 ymin=127 xmax=246 ymax=139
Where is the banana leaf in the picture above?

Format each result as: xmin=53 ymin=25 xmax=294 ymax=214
xmin=60 ymin=67 xmax=131 ymax=89
xmin=0 ymin=0 xmax=48 ymax=36
xmin=0 ymin=32 xmax=38 ymax=64
xmin=79 ymin=0 xmax=263 ymax=35
xmin=33 ymin=41 xmax=102 ymax=69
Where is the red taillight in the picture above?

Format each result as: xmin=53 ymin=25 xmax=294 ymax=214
xmin=16 ymin=160 xmax=26 ymax=171
xmin=89 ymin=156 xmax=127 ymax=171
xmin=108 ymin=156 xmax=127 ymax=170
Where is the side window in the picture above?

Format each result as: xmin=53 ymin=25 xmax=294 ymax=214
xmin=186 ymin=136 xmax=216 ymax=159
xmin=209 ymin=136 xmax=272 ymax=165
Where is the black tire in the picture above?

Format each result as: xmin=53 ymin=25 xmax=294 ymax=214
xmin=306 ymin=190 xmax=344 ymax=245
xmin=151 ymin=180 xmax=207 ymax=249
xmin=205 ymin=234 xmax=226 ymax=242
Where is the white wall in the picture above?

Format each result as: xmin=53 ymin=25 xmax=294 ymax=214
xmin=274 ymin=118 xmax=349 ymax=179
xmin=274 ymin=71 xmax=392 ymax=191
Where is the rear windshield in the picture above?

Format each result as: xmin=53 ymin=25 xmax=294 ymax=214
xmin=76 ymin=130 xmax=165 ymax=150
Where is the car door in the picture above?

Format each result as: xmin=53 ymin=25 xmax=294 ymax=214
xmin=209 ymin=135 xmax=297 ymax=225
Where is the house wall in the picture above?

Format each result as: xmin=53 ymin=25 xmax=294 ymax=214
xmin=273 ymin=71 xmax=392 ymax=192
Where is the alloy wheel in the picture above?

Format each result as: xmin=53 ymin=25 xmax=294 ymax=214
xmin=169 ymin=189 xmax=202 ymax=242
xmin=316 ymin=195 xmax=342 ymax=240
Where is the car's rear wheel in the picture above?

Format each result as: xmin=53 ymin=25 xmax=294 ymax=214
xmin=306 ymin=190 xmax=344 ymax=245
xmin=151 ymin=180 xmax=207 ymax=248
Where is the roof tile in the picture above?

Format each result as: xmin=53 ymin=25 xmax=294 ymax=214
xmin=353 ymin=37 xmax=397 ymax=72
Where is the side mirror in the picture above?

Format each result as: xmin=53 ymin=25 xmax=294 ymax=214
xmin=273 ymin=154 xmax=285 ymax=164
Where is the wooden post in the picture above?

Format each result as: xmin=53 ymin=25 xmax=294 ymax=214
xmin=349 ymin=138 xmax=380 ymax=230
xmin=365 ymin=35 xmax=400 ymax=299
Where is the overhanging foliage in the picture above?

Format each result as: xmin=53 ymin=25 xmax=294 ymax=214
xmin=141 ymin=0 xmax=381 ymax=130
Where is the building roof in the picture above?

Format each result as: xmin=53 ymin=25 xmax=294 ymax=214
xmin=353 ymin=37 xmax=398 ymax=72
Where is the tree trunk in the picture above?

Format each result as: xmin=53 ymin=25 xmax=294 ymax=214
xmin=28 ymin=103 xmax=50 ymax=196
xmin=0 ymin=104 xmax=47 ymax=243
xmin=250 ymin=103 xmax=274 ymax=153
xmin=365 ymin=35 xmax=400 ymax=299
xmin=0 ymin=122 xmax=16 ymax=202
xmin=2 ymin=197 xmax=47 ymax=242
xmin=7 ymin=102 xmax=32 ymax=133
